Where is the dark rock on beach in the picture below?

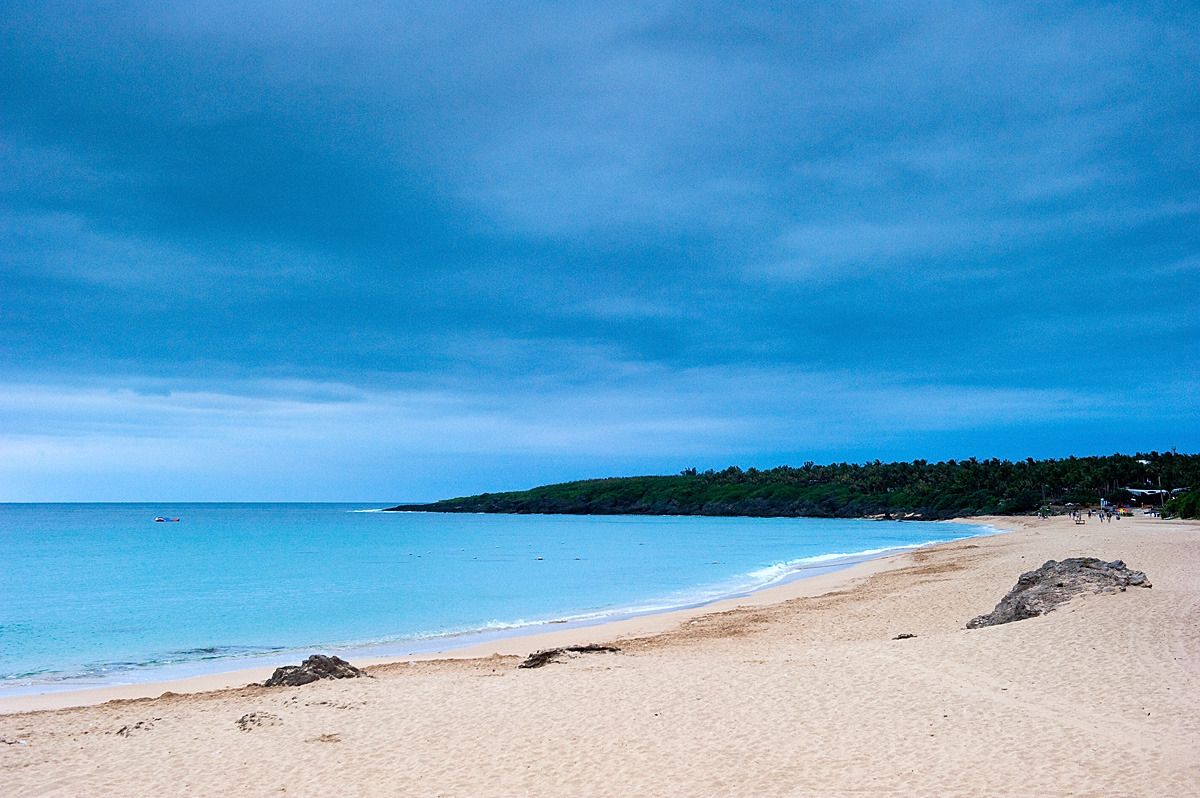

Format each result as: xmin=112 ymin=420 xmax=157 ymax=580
xmin=967 ymin=557 xmax=1151 ymax=629
xmin=519 ymin=644 xmax=621 ymax=669
xmin=262 ymin=654 xmax=368 ymax=687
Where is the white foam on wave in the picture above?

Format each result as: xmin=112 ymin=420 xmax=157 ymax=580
xmin=744 ymin=537 xmax=957 ymax=582
xmin=605 ymin=528 xmax=997 ymax=621
xmin=347 ymin=526 xmax=1002 ymax=651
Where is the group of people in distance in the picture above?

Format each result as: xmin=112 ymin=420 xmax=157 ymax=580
xmin=1036 ymin=508 xmax=1123 ymax=522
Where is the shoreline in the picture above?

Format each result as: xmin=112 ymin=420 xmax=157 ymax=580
xmin=0 ymin=519 xmax=1007 ymax=715
xmin=3 ymin=512 xmax=1196 ymax=795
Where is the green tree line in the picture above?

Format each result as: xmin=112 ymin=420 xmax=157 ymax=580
xmin=387 ymin=451 xmax=1199 ymax=520
xmin=1164 ymin=490 xmax=1200 ymax=519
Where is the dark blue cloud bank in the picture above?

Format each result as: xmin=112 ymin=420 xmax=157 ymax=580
xmin=1 ymin=1 xmax=1197 ymax=500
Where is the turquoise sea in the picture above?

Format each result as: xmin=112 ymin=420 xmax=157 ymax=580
xmin=0 ymin=504 xmax=995 ymax=695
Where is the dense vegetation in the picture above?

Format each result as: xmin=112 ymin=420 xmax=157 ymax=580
xmin=388 ymin=452 xmax=1198 ymax=520
xmin=1164 ymin=490 xmax=1200 ymax=519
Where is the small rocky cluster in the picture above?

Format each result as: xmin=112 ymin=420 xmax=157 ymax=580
xmin=262 ymin=654 xmax=368 ymax=687
xmin=236 ymin=712 xmax=281 ymax=731
xmin=115 ymin=720 xmax=155 ymax=737
xmin=967 ymin=557 xmax=1151 ymax=629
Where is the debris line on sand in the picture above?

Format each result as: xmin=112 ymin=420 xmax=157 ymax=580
xmin=519 ymin=645 xmax=620 ymax=669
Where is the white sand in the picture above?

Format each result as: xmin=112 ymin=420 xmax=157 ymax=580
xmin=2 ymin=514 xmax=1197 ymax=796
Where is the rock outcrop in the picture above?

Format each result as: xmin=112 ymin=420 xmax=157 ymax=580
xmin=518 ymin=644 xmax=620 ymax=669
xmin=967 ymin=557 xmax=1150 ymax=629
xmin=262 ymin=654 xmax=368 ymax=687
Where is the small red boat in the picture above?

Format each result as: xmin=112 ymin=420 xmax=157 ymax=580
xmin=154 ymin=517 xmax=181 ymax=522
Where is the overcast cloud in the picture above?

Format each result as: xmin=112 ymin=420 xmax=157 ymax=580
xmin=1 ymin=1 xmax=1196 ymax=499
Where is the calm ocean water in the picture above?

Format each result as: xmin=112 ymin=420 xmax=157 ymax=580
xmin=0 ymin=504 xmax=995 ymax=695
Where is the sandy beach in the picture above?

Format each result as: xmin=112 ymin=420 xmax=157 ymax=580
xmin=2 ymin=513 xmax=1197 ymax=796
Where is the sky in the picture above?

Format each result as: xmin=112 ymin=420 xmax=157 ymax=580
xmin=1 ymin=1 xmax=1197 ymax=501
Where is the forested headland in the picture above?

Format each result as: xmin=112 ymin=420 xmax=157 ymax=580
xmin=387 ymin=452 xmax=1199 ymax=520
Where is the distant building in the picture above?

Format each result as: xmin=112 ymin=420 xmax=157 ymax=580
xmin=1120 ymin=487 xmax=1189 ymax=503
